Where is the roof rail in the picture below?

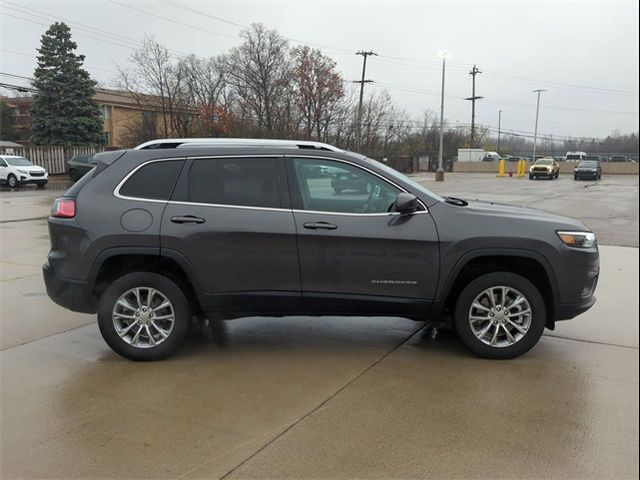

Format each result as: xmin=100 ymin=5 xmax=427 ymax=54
xmin=133 ymin=138 xmax=343 ymax=152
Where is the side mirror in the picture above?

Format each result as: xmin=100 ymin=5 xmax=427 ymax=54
xmin=395 ymin=192 xmax=418 ymax=214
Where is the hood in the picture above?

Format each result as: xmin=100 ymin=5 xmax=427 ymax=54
xmin=18 ymin=165 xmax=46 ymax=173
xmin=461 ymin=199 xmax=589 ymax=231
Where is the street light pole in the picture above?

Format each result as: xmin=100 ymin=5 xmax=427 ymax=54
xmin=497 ymin=110 xmax=503 ymax=156
xmin=436 ymin=52 xmax=447 ymax=182
xmin=532 ymin=89 xmax=546 ymax=162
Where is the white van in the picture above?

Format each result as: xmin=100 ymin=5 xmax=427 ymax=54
xmin=566 ymin=151 xmax=587 ymax=162
xmin=482 ymin=151 xmax=501 ymax=161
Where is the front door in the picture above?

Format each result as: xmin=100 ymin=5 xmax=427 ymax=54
xmin=161 ymin=156 xmax=301 ymax=314
xmin=288 ymin=157 xmax=440 ymax=317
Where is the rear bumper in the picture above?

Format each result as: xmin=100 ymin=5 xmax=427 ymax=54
xmin=42 ymin=261 xmax=96 ymax=314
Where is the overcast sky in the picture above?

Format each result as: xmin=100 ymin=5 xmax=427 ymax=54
xmin=1 ymin=0 xmax=638 ymax=139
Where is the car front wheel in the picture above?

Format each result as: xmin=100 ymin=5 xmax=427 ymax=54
xmin=7 ymin=174 xmax=18 ymax=188
xmin=454 ymin=272 xmax=546 ymax=359
xmin=97 ymin=272 xmax=191 ymax=361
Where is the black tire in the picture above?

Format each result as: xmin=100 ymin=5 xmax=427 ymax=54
xmin=333 ymin=187 xmax=342 ymax=194
xmin=453 ymin=272 xmax=546 ymax=359
xmin=69 ymin=169 xmax=79 ymax=182
xmin=36 ymin=181 xmax=47 ymax=189
xmin=529 ymin=174 xmax=534 ymax=180
xmin=7 ymin=174 xmax=18 ymax=188
xmin=97 ymin=272 xmax=191 ymax=361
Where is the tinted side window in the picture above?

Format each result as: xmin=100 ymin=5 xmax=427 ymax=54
xmin=0 ymin=159 xmax=7 ymax=167
xmin=119 ymin=160 xmax=183 ymax=200
xmin=73 ymin=156 xmax=88 ymax=164
xmin=188 ymin=158 xmax=283 ymax=208
xmin=292 ymin=158 xmax=401 ymax=214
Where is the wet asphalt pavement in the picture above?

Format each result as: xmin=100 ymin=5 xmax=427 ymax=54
xmin=0 ymin=173 xmax=638 ymax=479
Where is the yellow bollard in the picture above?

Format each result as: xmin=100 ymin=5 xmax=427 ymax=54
xmin=517 ymin=159 xmax=523 ymax=177
xmin=520 ymin=159 xmax=526 ymax=178
xmin=497 ymin=159 xmax=505 ymax=177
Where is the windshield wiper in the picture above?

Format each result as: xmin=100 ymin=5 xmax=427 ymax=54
xmin=444 ymin=196 xmax=468 ymax=207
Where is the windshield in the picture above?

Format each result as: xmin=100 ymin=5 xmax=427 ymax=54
xmin=362 ymin=156 xmax=445 ymax=203
xmin=566 ymin=154 xmax=582 ymax=160
xmin=579 ymin=161 xmax=599 ymax=168
xmin=535 ymin=159 xmax=553 ymax=165
xmin=5 ymin=157 xmax=34 ymax=167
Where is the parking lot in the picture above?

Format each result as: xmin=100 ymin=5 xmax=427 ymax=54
xmin=1 ymin=173 xmax=638 ymax=479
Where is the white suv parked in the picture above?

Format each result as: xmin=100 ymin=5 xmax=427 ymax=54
xmin=0 ymin=155 xmax=48 ymax=188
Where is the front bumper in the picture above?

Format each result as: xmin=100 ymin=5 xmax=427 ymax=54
xmin=18 ymin=173 xmax=48 ymax=184
xmin=530 ymin=170 xmax=553 ymax=177
xmin=574 ymin=171 xmax=598 ymax=179
xmin=556 ymin=295 xmax=597 ymax=320
xmin=42 ymin=261 xmax=96 ymax=314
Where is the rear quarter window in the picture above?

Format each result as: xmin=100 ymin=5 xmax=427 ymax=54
xmin=119 ymin=160 xmax=184 ymax=201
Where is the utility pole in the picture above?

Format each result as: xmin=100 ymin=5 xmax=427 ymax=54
xmin=353 ymin=51 xmax=377 ymax=150
xmin=532 ymin=89 xmax=546 ymax=162
xmin=436 ymin=52 xmax=448 ymax=182
xmin=497 ymin=110 xmax=503 ymax=155
xmin=465 ymin=65 xmax=482 ymax=148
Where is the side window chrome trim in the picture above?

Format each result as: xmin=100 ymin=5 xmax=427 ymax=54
xmin=168 ymin=200 xmax=291 ymax=213
xmin=288 ymin=154 xmax=428 ymax=213
xmin=113 ymin=155 xmax=430 ymax=216
xmin=113 ymin=157 xmax=186 ymax=202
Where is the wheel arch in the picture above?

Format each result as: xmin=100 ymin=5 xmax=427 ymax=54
xmin=89 ymin=248 xmax=206 ymax=317
xmin=434 ymin=249 xmax=559 ymax=327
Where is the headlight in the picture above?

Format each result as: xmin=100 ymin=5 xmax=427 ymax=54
xmin=557 ymin=231 xmax=597 ymax=248
xmin=17 ymin=169 xmax=29 ymax=174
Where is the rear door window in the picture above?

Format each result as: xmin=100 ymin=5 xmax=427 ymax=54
xmin=119 ymin=160 xmax=184 ymax=200
xmin=186 ymin=158 xmax=285 ymax=209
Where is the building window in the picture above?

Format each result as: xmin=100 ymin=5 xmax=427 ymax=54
xmin=102 ymin=105 xmax=110 ymax=120
xmin=103 ymin=132 xmax=112 ymax=146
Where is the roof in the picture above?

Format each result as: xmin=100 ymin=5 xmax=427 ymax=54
xmin=3 ymin=88 xmax=175 ymax=111
xmin=134 ymin=138 xmax=343 ymax=152
xmin=0 ymin=140 xmax=23 ymax=147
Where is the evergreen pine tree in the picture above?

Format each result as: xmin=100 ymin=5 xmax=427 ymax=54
xmin=30 ymin=22 xmax=103 ymax=145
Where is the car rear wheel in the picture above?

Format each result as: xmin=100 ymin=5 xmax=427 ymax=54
xmin=453 ymin=272 xmax=546 ymax=359
xmin=97 ymin=272 xmax=191 ymax=361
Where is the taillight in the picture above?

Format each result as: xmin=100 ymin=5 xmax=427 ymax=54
xmin=51 ymin=198 xmax=76 ymax=218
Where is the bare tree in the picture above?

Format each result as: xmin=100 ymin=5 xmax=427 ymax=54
xmin=114 ymin=36 xmax=193 ymax=140
xmin=291 ymin=46 xmax=344 ymax=140
xmin=221 ymin=23 xmax=291 ymax=136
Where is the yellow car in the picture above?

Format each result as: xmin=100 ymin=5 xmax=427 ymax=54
xmin=529 ymin=157 xmax=560 ymax=180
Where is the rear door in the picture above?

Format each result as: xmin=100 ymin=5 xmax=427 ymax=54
xmin=287 ymin=156 xmax=440 ymax=317
xmin=160 ymin=155 xmax=301 ymax=314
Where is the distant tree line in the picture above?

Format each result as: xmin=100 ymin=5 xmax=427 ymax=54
xmin=2 ymin=21 xmax=637 ymax=160
xmin=114 ymin=23 xmax=471 ymax=160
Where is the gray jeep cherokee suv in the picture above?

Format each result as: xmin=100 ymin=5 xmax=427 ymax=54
xmin=43 ymin=139 xmax=599 ymax=361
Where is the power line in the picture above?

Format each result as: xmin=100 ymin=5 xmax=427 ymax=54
xmin=107 ymin=0 xmax=238 ymax=41
xmin=0 ymin=10 xmax=137 ymax=51
xmin=0 ymin=49 xmax=117 ymax=75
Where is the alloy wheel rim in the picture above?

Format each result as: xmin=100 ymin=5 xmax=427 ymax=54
xmin=468 ymin=286 xmax=532 ymax=348
xmin=112 ymin=287 xmax=175 ymax=349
